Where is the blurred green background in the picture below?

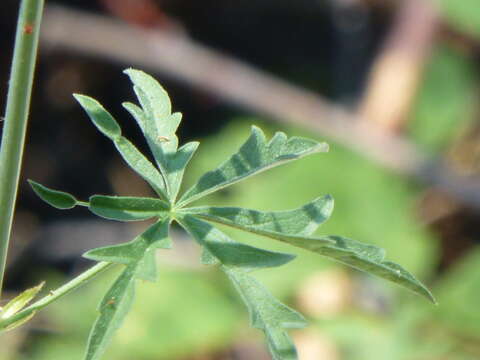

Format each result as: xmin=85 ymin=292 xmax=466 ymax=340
xmin=1 ymin=0 xmax=480 ymax=359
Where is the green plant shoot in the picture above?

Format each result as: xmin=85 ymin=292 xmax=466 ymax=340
xmin=27 ymin=69 xmax=435 ymax=360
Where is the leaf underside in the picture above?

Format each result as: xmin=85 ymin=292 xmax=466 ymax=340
xmin=181 ymin=202 xmax=435 ymax=304
xmin=28 ymin=68 xmax=435 ymax=360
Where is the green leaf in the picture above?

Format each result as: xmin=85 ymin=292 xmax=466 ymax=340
xmin=84 ymin=219 xmax=172 ymax=359
xmin=84 ymin=241 xmax=147 ymax=266
xmin=123 ymin=69 xmax=172 ymax=123
xmin=73 ymin=94 xmax=122 ymax=140
xmin=113 ymin=137 xmax=168 ymax=200
xmin=0 ymin=282 xmax=44 ymax=320
xmin=85 ymin=265 xmax=136 ymax=360
xmin=182 ymin=200 xmax=434 ymax=303
xmin=409 ymin=45 xmax=476 ymax=151
xmin=74 ymin=94 xmax=168 ymax=201
xmin=177 ymin=214 xmax=295 ymax=271
xmin=167 ymin=141 xmax=199 ymax=201
xmin=0 ymin=310 xmax=37 ymax=333
xmin=123 ymin=69 xmax=199 ymax=201
xmin=28 ymin=180 xmax=78 ymax=209
xmin=177 ymin=126 xmax=328 ymax=206
xmin=84 ymin=220 xmax=171 ymax=270
xmin=224 ymin=268 xmax=307 ymax=360
xmin=39 ymin=70 xmax=436 ymax=360
xmin=177 ymin=214 xmax=304 ymax=359
xmin=317 ymin=236 xmax=436 ymax=303
xmin=89 ymin=195 xmax=169 ymax=221
xmin=123 ymin=69 xmax=177 ymax=176
xmin=182 ymin=195 xmax=334 ymax=248
xmin=433 ymin=247 xmax=480 ymax=334
xmin=135 ymin=247 xmax=158 ymax=283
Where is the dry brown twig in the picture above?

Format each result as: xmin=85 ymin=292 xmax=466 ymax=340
xmin=359 ymin=0 xmax=439 ymax=132
xmin=39 ymin=5 xmax=480 ymax=210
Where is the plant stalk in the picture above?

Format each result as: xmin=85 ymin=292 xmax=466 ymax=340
xmin=0 ymin=262 xmax=113 ymax=330
xmin=0 ymin=0 xmax=45 ymax=298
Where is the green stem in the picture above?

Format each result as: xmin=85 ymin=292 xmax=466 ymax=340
xmin=0 ymin=0 xmax=45 ymax=298
xmin=0 ymin=262 xmax=113 ymax=330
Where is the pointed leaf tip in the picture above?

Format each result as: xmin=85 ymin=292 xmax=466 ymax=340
xmin=0 ymin=281 xmax=45 ymax=320
xmin=73 ymin=94 xmax=122 ymax=140
xmin=28 ymin=180 xmax=78 ymax=209
xmin=319 ymin=235 xmax=436 ymax=303
xmin=0 ymin=282 xmax=45 ymax=333
xmin=123 ymin=68 xmax=171 ymax=118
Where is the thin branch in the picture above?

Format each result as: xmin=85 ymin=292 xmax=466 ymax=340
xmin=0 ymin=262 xmax=113 ymax=331
xmin=39 ymin=5 xmax=480 ymax=210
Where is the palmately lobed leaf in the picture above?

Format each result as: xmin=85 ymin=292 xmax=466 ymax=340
xmin=26 ymin=69 xmax=436 ymax=360
xmin=177 ymin=126 xmax=329 ymax=207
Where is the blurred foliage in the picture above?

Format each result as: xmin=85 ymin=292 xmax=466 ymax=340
xmin=434 ymin=246 xmax=480 ymax=336
xmin=313 ymin=245 xmax=480 ymax=360
xmin=409 ymin=44 xmax=477 ymax=152
xmin=23 ymin=266 xmax=239 ymax=360
xmin=436 ymin=0 xmax=480 ymax=38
